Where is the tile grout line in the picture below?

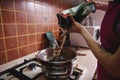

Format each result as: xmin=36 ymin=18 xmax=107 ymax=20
xmin=13 ymin=0 xmax=20 ymax=58
xmin=0 ymin=1 xmax=8 ymax=62
xmin=34 ymin=0 xmax=38 ymax=52
xmin=25 ymin=0 xmax=30 ymax=55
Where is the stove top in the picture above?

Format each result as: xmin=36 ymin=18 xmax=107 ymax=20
xmin=0 ymin=58 xmax=83 ymax=80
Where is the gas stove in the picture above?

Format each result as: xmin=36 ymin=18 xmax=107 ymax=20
xmin=0 ymin=58 xmax=83 ymax=80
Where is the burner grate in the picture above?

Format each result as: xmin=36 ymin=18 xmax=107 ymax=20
xmin=69 ymin=70 xmax=81 ymax=80
xmin=0 ymin=58 xmax=82 ymax=80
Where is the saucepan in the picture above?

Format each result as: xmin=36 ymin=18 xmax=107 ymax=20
xmin=37 ymin=47 xmax=77 ymax=79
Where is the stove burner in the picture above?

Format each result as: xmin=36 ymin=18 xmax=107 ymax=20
xmin=28 ymin=63 xmax=39 ymax=70
xmin=19 ymin=63 xmax=41 ymax=73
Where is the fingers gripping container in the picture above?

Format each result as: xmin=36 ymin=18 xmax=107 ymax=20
xmin=57 ymin=2 xmax=96 ymax=29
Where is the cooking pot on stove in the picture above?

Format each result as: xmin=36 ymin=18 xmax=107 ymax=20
xmin=37 ymin=47 xmax=77 ymax=79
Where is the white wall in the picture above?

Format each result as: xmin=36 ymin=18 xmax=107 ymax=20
xmin=70 ymin=26 xmax=100 ymax=47
xmin=89 ymin=10 xmax=105 ymax=26
xmin=90 ymin=0 xmax=109 ymax=26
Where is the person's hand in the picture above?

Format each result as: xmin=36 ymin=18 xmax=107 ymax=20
xmin=67 ymin=16 xmax=87 ymax=34
xmin=86 ymin=0 xmax=92 ymax=3
xmin=85 ymin=0 xmax=100 ymax=10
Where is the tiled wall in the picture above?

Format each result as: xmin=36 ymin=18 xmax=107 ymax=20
xmin=0 ymin=0 xmax=71 ymax=65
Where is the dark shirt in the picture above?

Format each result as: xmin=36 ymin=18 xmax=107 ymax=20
xmin=114 ymin=0 xmax=120 ymax=40
xmin=114 ymin=0 xmax=120 ymax=3
xmin=98 ymin=1 xmax=120 ymax=80
xmin=115 ymin=16 xmax=120 ymax=40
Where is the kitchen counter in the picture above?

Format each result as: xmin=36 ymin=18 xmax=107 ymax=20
xmin=0 ymin=48 xmax=97 ymax=80
xmin=76 ymin=48 xmax=97 ymax=80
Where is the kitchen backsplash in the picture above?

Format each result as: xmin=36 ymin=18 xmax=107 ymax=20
xmin=0 ymin=0 xmax=72 ymax=65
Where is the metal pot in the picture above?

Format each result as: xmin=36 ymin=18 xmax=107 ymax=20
xmin=37 ymin=47 xmax=77 ymax=79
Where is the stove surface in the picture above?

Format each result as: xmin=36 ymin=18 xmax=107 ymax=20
xmin=0 ymin=58 xmax=83 ymax=80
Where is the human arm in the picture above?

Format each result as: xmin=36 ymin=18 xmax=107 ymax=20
xmin=68 ymin=16 xmax=120 ymax=77
xmin=81 ymin=25 xmax=120 ymax=77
